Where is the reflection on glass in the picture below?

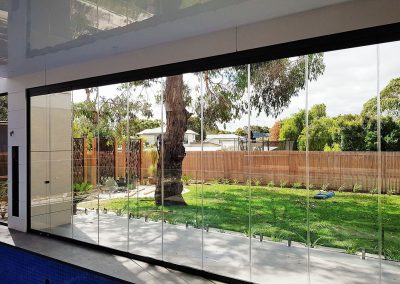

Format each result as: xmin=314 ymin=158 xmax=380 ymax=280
xmin=0 ymin=95 xmax=7 ymax=223
xmin=28 ymin=0 xmax=214 ymax=52
xmin=29 ymin=41 xmax=400 ymax=283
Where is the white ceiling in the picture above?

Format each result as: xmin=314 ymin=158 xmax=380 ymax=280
xmin=5 ymin=0 xmax=355 ymax=77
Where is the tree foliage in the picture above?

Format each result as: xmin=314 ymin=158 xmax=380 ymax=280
xmin=362 ymin=77 xmax=400 ymax=119
xmin=269 ymin=121 xmax=281 ymax=141
xmin=196 ymin=54 xmax=325 ymax=131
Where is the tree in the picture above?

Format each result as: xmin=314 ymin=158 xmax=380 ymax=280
xmin=155 ymin=75 xmax=189 ymax=205
xmin=187 ymin=116 xmax=203 ymax=141
xmin=280 ymin=103 xmax=327 ymax=149
xmin=362 ymin=77 xmax=400 ymax=119
xmin=279 ymin=110 xmax=305 ymax=149
xmin=298 ymin=117 xmax=338 ymax=151
xmin=309 ymin=103 xmax=327 ymax=121
xmin=340 ymin=119 xmax=366 ymax=151
xmin=364 ymin=116 xmax=400 ymax=151
xmin=270 ymin=121 xmax=281 ymax=141
xmin=155 ymin=55 xmax=325 ymax=205
xmin=73 ymin=84 xmax=154 ymax=143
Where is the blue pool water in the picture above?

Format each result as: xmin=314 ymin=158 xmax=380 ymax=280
xmin=0 ymin=243 xmax=127 ymax=284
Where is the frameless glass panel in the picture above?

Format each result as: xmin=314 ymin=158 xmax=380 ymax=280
xmin=307 ymin=47 xmax=380 ymax=284
xmin=97 ymin=85 xmax=129 ymax=251
xmin=201 ymin=66 xmax=250 ymax=281
xmin=71 ymin=89 xmax=99 ymax=245
xmin=128 ymin=79 xmax=163 ymax=259
xmin=0 ymin=94 xmax=7 ymax=223
xmin=248 ymin=57 xmax=309 ymax=284
xmin=379 ymin=40 xmax=400 ymax=284
xmin=49 ymin=92 xmax=73 ymax=238
xmin=162 ymin=74 xmax=203 ymax=269
xmin=31 ymin=95 xmax=51 ymax=232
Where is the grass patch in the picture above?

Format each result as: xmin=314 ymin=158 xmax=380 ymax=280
xmin=81 ymin=184 xmax=400 ymax=261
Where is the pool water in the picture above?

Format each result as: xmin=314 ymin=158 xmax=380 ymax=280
xmin=0 ymin=243 xmax=127 ymax=284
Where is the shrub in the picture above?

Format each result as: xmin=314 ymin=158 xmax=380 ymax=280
xmin=387 ymin=188 xmax=396 ymax=195
xmin=369 ymin=188 xmax=378 ymax=194
xmin=232 ymin=179 xmax=239 ymax=185
xmin=267 ymin=181 xmax=275 ymax=188
xmin=181 ymin=175 xmax=192 ymax=185
xmin=338 ymin=185 xmax=346 ymax=192
xmin=292 ymin=182 xmax=302 ymax=189
xmin=352 ymin=183 xmax=362 ymax=193
xmin=279 ymin=179 xmax=288 ymax=188
xmin=222 ymin=178 xmax=231 ymax=185
xmin=308 ymin=184 xmax=315 ymax=190
xmin=147 ymin=147 xmax=159 ymax=177
xmin=147 ymin=164 xmax=157 ymax=177
xmin=253 ymin=178 xmax=261 ymax=186
xmin=321 ymin=183 xmax=329 ymax=191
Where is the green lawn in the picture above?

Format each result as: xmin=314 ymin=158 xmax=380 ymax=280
xmin=82 ymin=184 xmax=400 ymax=261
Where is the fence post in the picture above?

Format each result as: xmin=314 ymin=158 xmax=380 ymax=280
xmin=83 ymin=138 xmax=88 ymax=182
xmin=121 ymin=142 xmax=126 ymax=182
xmin=140 ymin=139 xmax=144 ymax=185
xmin=114 ymin=138 xmax=118 ymax=179
xmin=91 ymin=137 xmax=97 ymax=186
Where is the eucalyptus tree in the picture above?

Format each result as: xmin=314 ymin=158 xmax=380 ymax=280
xmin=155 ymin=54 xmax=325 ymax=205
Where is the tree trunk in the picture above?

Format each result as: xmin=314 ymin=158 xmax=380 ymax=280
xmin=155 ymin=75 xmax=190 ymax=206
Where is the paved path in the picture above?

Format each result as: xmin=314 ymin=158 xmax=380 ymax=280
xmin=43 ymin=213 xmax=400 ymax=284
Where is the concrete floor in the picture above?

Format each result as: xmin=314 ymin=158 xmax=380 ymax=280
xmin=38 ymin=212 xmax=400 ymax=284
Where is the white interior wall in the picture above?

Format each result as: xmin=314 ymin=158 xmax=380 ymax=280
xmin=3 ymin=0 xmax=400 ymax=231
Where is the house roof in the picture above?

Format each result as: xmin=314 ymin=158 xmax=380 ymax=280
xmin=137 ymin=127 xmax=198 ymax=136
xmin=205 ymin=134 xmax=242 ymax=140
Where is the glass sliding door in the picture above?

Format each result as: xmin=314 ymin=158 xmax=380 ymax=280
xmin=201 ymin=66 xmax=251 ymax=282
xmin=31 ymin=95 xmax=51 ymax=232
xmin=71 ymin=89 xmax=99 ymax=245
xmin=128 ymin=80 xmax=163 ymax=260
xmin=48 ymin=92 xmax=73 ymax=238
xmin=308 ymin=46 xmax=380 ymax=284
xmin=162 ymin=74 xmax=203 ymax=269
xmin=29 ymin=41 xmax=400 ymax=284
xmin=249 ymin=57 xmax=309 ymax=284
xmin=379 ymin=41 xmax=400 ymax=284
xmin=31 ymin=93 xmax=73 ymax=237
xmin=97 ymin=86 xmax=129 ymax=252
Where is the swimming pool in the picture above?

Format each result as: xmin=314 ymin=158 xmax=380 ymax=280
xmin=0 ymin=243 xmax=129 ymax=284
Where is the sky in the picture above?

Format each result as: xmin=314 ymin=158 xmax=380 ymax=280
xmin=73 ymin=40 xmax=400 ymax=132
xmin=225 ymin=40 xmax=400 ymax=130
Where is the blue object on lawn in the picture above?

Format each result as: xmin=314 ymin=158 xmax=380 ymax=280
xmin=314 ymin=191 xmax=335 ymax=200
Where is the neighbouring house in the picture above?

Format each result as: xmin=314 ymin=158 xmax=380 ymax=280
xmin=184 ymin=141 xmax=222 ymax=152
xmin=204 ymin=134 xmax=243 ymax=150
xmin=138 ymin=127 xmax=198 ymax=146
